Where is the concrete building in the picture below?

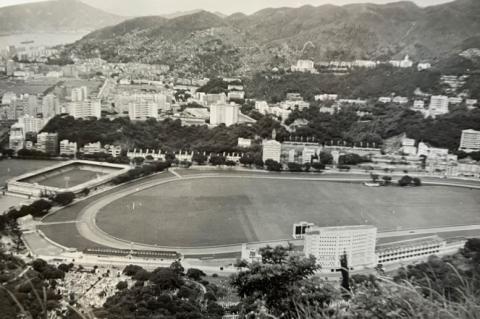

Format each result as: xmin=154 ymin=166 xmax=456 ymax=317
xmin=82 ymin=142 xmax=103 ymax=155
xmin=18 ymin=115 xmax=47 ymax=134
xmin=376 ymin=236 xmax=445 ymax=265
xmin=71 ymin=86 xmax=88 ymax=102
xmin=262 ymin=140 xmax=281 ymax=163
xmin=36 ymin=132 xmax=58 ymax=155
xmin=128 ymin=98 xmax=159 ymax=121
xmin=238 ymin=138 xmax=252 ymax=148
xmin=59 ymin=140 xmax=78 ymax=156
xmin=459 ymin=129 xmax=480 ymax=153
xmin=401 ymin=136 xmax=417 ymax=156
xmin=210 ymin=103 xmax=239 ymax=127
xmin=68 ymin=100 xmax=101 ymax=119
xmin=428 ymin=95 xmax=449 ymax=117
xmin=417 ymin=63 xmax=431 ymax=71
xmin=41 ymin=94 xmax=61 ymax=118
xmin=417 ymin=142 xmax=449 ymax=159
xmin=291 ymin=60 xmax=318 ymax=74
xmin=9 ymin=123 xmax=25 ymax=152
xmin=304 ymin=225 xmax=377 ymax=272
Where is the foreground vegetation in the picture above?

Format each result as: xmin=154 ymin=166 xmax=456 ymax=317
xmin=1 ymin=238 xmax=478 ymax=318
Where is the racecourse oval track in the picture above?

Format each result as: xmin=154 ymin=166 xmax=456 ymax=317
xmin=87 ymin=173 xmax=480 ymax=249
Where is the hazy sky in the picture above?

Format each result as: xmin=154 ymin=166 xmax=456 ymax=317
xmin=0 ymin=0 xmax=455 ymax=15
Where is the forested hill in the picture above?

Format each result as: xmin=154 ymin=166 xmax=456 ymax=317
xmin=63 ymin=0 xmax=480 ymax=75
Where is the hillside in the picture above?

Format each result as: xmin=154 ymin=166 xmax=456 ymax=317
xmin=0 ymin=0 xmax=125 ymax=34
xmin=64 ymin=0 xmax=480 ymax=75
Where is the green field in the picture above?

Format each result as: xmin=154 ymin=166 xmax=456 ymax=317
xmin=95 ymin=177 xmax=480 ymax=247
xmin=34 ymin=168 xmax=106 ymax=188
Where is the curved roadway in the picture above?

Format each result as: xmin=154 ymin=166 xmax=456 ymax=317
xmin=42 ymin=169 xmax=480 ymax=256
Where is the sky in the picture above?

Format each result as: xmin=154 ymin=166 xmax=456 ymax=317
xmin=0 ymin=0 xmax=455 ymax=15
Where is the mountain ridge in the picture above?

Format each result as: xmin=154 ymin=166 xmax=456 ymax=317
xmin=62 ymin=0 xmax=480 ymax=76
xmin=0 ymin=0 xmax=125 ymax=34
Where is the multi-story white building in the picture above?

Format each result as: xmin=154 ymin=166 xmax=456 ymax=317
xmin=262 ymin=140 xmax=281 ymax=163
xmin=304 ymin=225 xmax=377 ymax=272
xmin=210 ymin=103 xmax=239 ymax=127
xmin=8 ymin=123 xmax=25 ymax=152
xmin=376 ymin=236 xmax=445 ymax=265
xmin=291 ymin=60 xmax=318 ymax=73
xmin=417 ymin=62 xmax=431 ymax=71
xmin=71 ymin=86 xmax=88 ymax=102
xmin=59 ymin=140 xmax=78 ymax=156
xmin=428 ymin=95 xmax=449 ymax=117
xmin=68 ymin=100 xmax=101 ymax=119
xmin=459 ymin=129 xmax=480 ymax=152
xmin=36 ymin=132 xmax=58 ymax=155
xmin=18 ymin=115 xmax=47 ymax=134
xmin=82 ymin=142 xmax=103 ymax=155
xmin=128 ymin=98 xmax=159 ymax=121
xmin=41 ymin=94 xmax=61 ymax=119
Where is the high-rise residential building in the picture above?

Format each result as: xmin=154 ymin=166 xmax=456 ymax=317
xmin=6 ymin=60 xmax=16 ymax=76
xmin=41 ymin=94 xmax=61 ymax=119
xmin=459 ymin=129 xmax=480 ymax=152
xmin=210 ymin=103 xmax=239 ymax=126
xmin=19 ymin=115 xmax=47 ymax=134
xmin=68 ymin=99 xmax=101 ymax=119
xmin=82 ymin=142 xmax=102 ymax=155
xmin=71 ymin=86 xmax=88 ymax=102
xmin=428 ymin=95 xmax=449 ymax=117
xmin=262 ymin=140 xmax=282 ymax=163
xmin=304 ymin=225 xmax=377 ymax=272
xmin=26 ymin=95 xmax=39 ymax=116
xmin=9 ymin=123 xmax=25 ymax=152
xmin=128 ymin=97 xmax=159 ymax=121
xmin=36 ymin=132 xmax=58 ymax=155
xmin=59 ymin=140 xmax=78 ymax=156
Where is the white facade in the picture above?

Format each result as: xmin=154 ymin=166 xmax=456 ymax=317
xmin=459 ymin=129 xmax=480 ymax=152
xmin=128 ymin=99 xmax=159 ymax=121
xmin=376 ymin=236 xmax=445 ymax=265
xmin=291 ymin=60 xmax=317 ymax=73
xmin=36 ymin=132 xmax=58 ymax=155
xmin=262 ymin=140 xmax=281 ymax=163
xmin=60 ymin=140 xmax=78 ymax=156
xmin=41 ymin=94 xmax=61 ymax=118
xmin=238 ymin=138 xmax=252 ymax=148
xmin=210 ymin=103 xmax=239 ymax=127
xmin=71 ymin=86 xmax=88 ymax=102
xmin=417 ymin=142 xmax=449 ymax=159
xmin=428 ymin=95 xmax=449 ymax=117
xmin=82 ymin=142 xmax=103 ymax=155
xmin=304 ymin=225 xmax=377 ymax=272
xmin=9 ymin=123 xmax=25 ymax=152
xmin=68 ymin=100 xmax=101 ymax=119
xmin=417 ymin=63 xmax=431 ymax=71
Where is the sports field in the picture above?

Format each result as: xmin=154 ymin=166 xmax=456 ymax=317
xmin=95 ymin=177 xmax=480 ymax=247
xmin=35 ymin=168 xmax=106 ymax=188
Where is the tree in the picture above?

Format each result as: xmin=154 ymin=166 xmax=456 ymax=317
xmin=288 ymin=162 xmax=303 ymax=172
xmin=170 ymin=261 xmax=185 ymax=276
xmin=123 ymin=264 xmax=144 ymax=277
xmin=230 ymin=245 xmax=321 ymax=317
xmin=382 ymin=176 xmax=392 ymax=185
xmin=133 ymin=157 xmax=145 ymax=166
xmin=116 ymin=281 xmax=128 ymax=290
xmin=186 ymin=268 xmax=206 ymax=281
xmin=209 ymin=155 xmax=226 ymax=166
xmin=311 ymin=162 xmax=325 ymax=171
xmin=264 ymin=159 xmax=282 ymax=171
xmin=412 ymin=177 xmax=422 ymax=186
xmin=319 ymin=151 xmax=333 ymax=165
xmin=370 ymin=173 xmax=380 ymax=183
xmin=398 ymin=175 xmax=413 ymax=187
xmin=192 ymin=153 xmax=207 ymax=165
xmin=149 ymin=267 xmax=184 ymax=291
xmin=225 ymin=160 xmax=237 ymax=167
xmin=52 ymin=192 xmax=75 ymax=206
xmin=239 ymin=154 xmax=254 ymax=166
